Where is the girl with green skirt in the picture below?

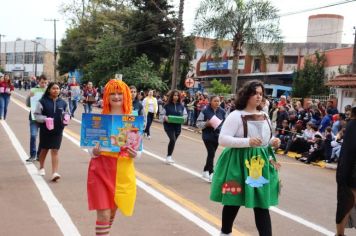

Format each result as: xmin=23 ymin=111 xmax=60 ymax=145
xmin=210 ymin=80 xmax=281 ymax=236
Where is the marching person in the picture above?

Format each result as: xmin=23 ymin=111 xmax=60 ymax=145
xmin=26 ymin=75 xmax=48 ymax=162
xmin=210 ymin=80 xmax=281 ymax=236
xmin=67 ymin=77 xmax=81 ymax=118
xmin=335 ymin=105 xmax=356 ymax=236
xmin=130 ymin=85 xmax=143 ymax=116
xmin=82 ymin=81 xmax=97 ymax=114
xmin=34 ymin=82 xmax=69 ymax=181
xmin=87 ymin=79 xmax=141 ymax=236
xmin=160 ymin=90 xmax=187 ymax=164
xmin=142 ymin=90 xmax=158 ymax=139
xmin=0 ymin=74 xmax=15 ymax=120
xmin=197 ymin=95 xmax=226 ymax=182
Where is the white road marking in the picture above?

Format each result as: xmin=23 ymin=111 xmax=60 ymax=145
xmin=137 ymin=179 xmax=220 ymax=235
xmin=10 ymin=96 xmax=221 ymax=235
xmin=0 ymin=120 xmax=81 ymax=236
xmin=59 ymin=133 xmax=220 ymax=235
xmin=12 ymin=92 xmax=335 ymax=236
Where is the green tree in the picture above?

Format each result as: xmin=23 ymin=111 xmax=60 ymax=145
xmin=209 ymin=79 xmax=231 ymax=95
xmin=121 ymin=54 xmax=169 ymax=91
xmin=58 ymin=0 xmax=132 ymax=76
xmin=83 ymin=33 xmax=135 ymax=85
xmin=127 ymin=0 xmax=176 ymax=67
xmin=292 ymin=51 xmax=329 ymax=97
xmin=194 ymin=0 xmax=283 ymax=93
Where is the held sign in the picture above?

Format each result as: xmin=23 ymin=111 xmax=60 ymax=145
xmin=185 ymin=78 xmax=195 ymax=88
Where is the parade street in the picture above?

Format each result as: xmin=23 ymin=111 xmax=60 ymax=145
xmin=0 ymin=90 xmax=350 ymax=236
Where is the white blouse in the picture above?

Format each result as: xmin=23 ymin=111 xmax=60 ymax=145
xmin=219 ymin=110 xmax=275 ymax=148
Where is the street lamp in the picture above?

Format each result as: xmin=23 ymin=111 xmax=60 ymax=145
xmin=0 ymin=34 xmax=6 ymax=68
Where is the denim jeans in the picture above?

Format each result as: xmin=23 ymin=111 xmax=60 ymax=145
xmin=0 ymin=94 xmax=10 ymax=119
xmin=29 ymin=120 xmax=41 ymax=158
xmin=144 ymin=112 xmax=154 ymax=136
xmin=69 ymin=99 xmax=78 ymax=117
xmin=187 ymin=110 xmax=195 ymax=126
xmin=84 ymin=103 xmax=93 ymax=113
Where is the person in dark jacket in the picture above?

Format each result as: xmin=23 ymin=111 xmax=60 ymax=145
xmin=130 ymin=85 xmax=143 ymax=116
xmin=34 ymin=82 xmax=69 ymax=181
xmin=160 ymin=90 xmax=187 ymax=164
xmin=197 ymin=95 xmax=226 ymax=182
xmin=335 ymin=106 xmax=356 ymax=235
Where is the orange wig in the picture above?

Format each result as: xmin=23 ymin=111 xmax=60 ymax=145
xmin=102 ymin=79 xmax=132 ymax=115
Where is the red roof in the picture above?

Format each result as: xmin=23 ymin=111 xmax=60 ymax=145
xmin=326 ymin=74 xmax=356 ymax=88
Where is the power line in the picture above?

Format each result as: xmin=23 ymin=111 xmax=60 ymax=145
xmin=279 ymin=0 xmax=356 ymax=17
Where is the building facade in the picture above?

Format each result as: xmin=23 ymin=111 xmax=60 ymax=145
xmin=0 ymin=38 xmax=56 ymax=81
xmin=188 ymin=14 xmax=353 ymax=98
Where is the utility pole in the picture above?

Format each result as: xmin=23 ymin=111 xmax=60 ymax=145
xmin=31 ymin=40 xmax=39 ymax=77
xmin=352 ymin=26 xmax=356 ymax=74
xmin=45 ymin=19 xmax=59 ymax=81
xmin=0 ymin=34 xmax=6 ymax=68
xmin=171 ymin=0 xmax=184 ymax=90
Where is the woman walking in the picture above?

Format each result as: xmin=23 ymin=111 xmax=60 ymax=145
xmin=160 ymin=90 xmax=187 ymax=164
xmin=197 ymin=95 xmax=226 ymax=182
xmin=0 ymin=74 xmax=15 ymax=120
xmin=87 ymin=79 xmax=140 ymax=236
xmin=34 ymin=82 xmax=69 ymax=181
xmin=210 ymin=80 xmax=281 ymax=236
xmin=142 ymin=90 xmax=158 ymax=139
xmin=82 ymin=81 xmax=97 ymax=114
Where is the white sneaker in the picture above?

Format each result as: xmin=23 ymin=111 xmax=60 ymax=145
xmin=202 ymin=171 xmax=210 ymax=179
xmin=209 ymin=173 xmax=214 ymax=183
xmin=38 ymin=168 xmax=45 ymax=176
xmin=166 ymin=156 xmax=174 ymax=164
xmin=147 ymin=135 xmax=151 ymax=140
xmin=220 ymin=233 xmax=231 ymax=236
xmin=51 ymin=172 xmax=61 ymax=181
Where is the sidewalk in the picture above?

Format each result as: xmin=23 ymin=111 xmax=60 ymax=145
xmin=157 ymin=120 xmax=338 ymax=171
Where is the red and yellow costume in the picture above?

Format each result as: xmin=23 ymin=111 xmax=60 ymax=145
xmin=87 ymin=79 xmax=136 ymax=216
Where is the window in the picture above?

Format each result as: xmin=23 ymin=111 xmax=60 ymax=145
xmin=24 ymin=52 xmax=33 ymax=64
xmin=277 ymin=89 xmax=286 ymax=98
xmin=269 ymin=56 xmax=279 ymax=64
xmin=253 ymin=59 xmax=261 ymax=72
xmin=15 ymin=53 xmax=23 ymax=64
xmin=265 ymin=88 xmax=273 ymax=96
xmin=6 ymin=53 xmax=14 ymax=64
xmin=194 ymin=50 xmax=202 ymax=60
xmin=35 ymin=52 xmax=44 ymax=64
xmin=284 ymin=56 xmax=298 ymax=64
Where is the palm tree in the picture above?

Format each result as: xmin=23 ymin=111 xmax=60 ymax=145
xmin=194 ymin=0 xmax=283 ymax=93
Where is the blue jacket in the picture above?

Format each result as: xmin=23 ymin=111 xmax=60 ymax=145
xmin=162 ymin=102 xmax=186 ymax=131
xmin=200 ymin=105 xmax=226 ymax=142
xmin=37 ymin=96 xmax=68 ymax=134
xmin=319 ymin=114 xmax=331 ymax=133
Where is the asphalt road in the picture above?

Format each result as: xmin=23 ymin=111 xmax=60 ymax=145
xmin=0 ymin=90 xmax=352 ymax=236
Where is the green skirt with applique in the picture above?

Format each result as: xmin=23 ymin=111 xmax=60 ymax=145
xmin=210 ymin=146 xmax=279 ymax=209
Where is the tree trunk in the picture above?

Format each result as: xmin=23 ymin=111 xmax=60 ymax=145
xmin=231 ymin=43 xmax=241 ymax=94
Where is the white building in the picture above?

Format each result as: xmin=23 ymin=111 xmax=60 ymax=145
xmin=0 ymin=38 xmax=56 ymax=80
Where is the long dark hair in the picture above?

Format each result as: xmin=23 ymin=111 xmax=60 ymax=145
xmin=167 ymin=90 xmax=180 ymax=104
xmin=43 ymin=82 xmax=60 ymax=99
xmin=235 ymin=80 xmax=265 ymax=110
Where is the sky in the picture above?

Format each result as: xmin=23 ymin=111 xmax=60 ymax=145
xmin=0 ymin=0 xmax=355 ymax=44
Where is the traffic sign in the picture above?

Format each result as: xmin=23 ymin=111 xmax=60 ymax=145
xmin=185 ymin=78 xmax=195 ymax=88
